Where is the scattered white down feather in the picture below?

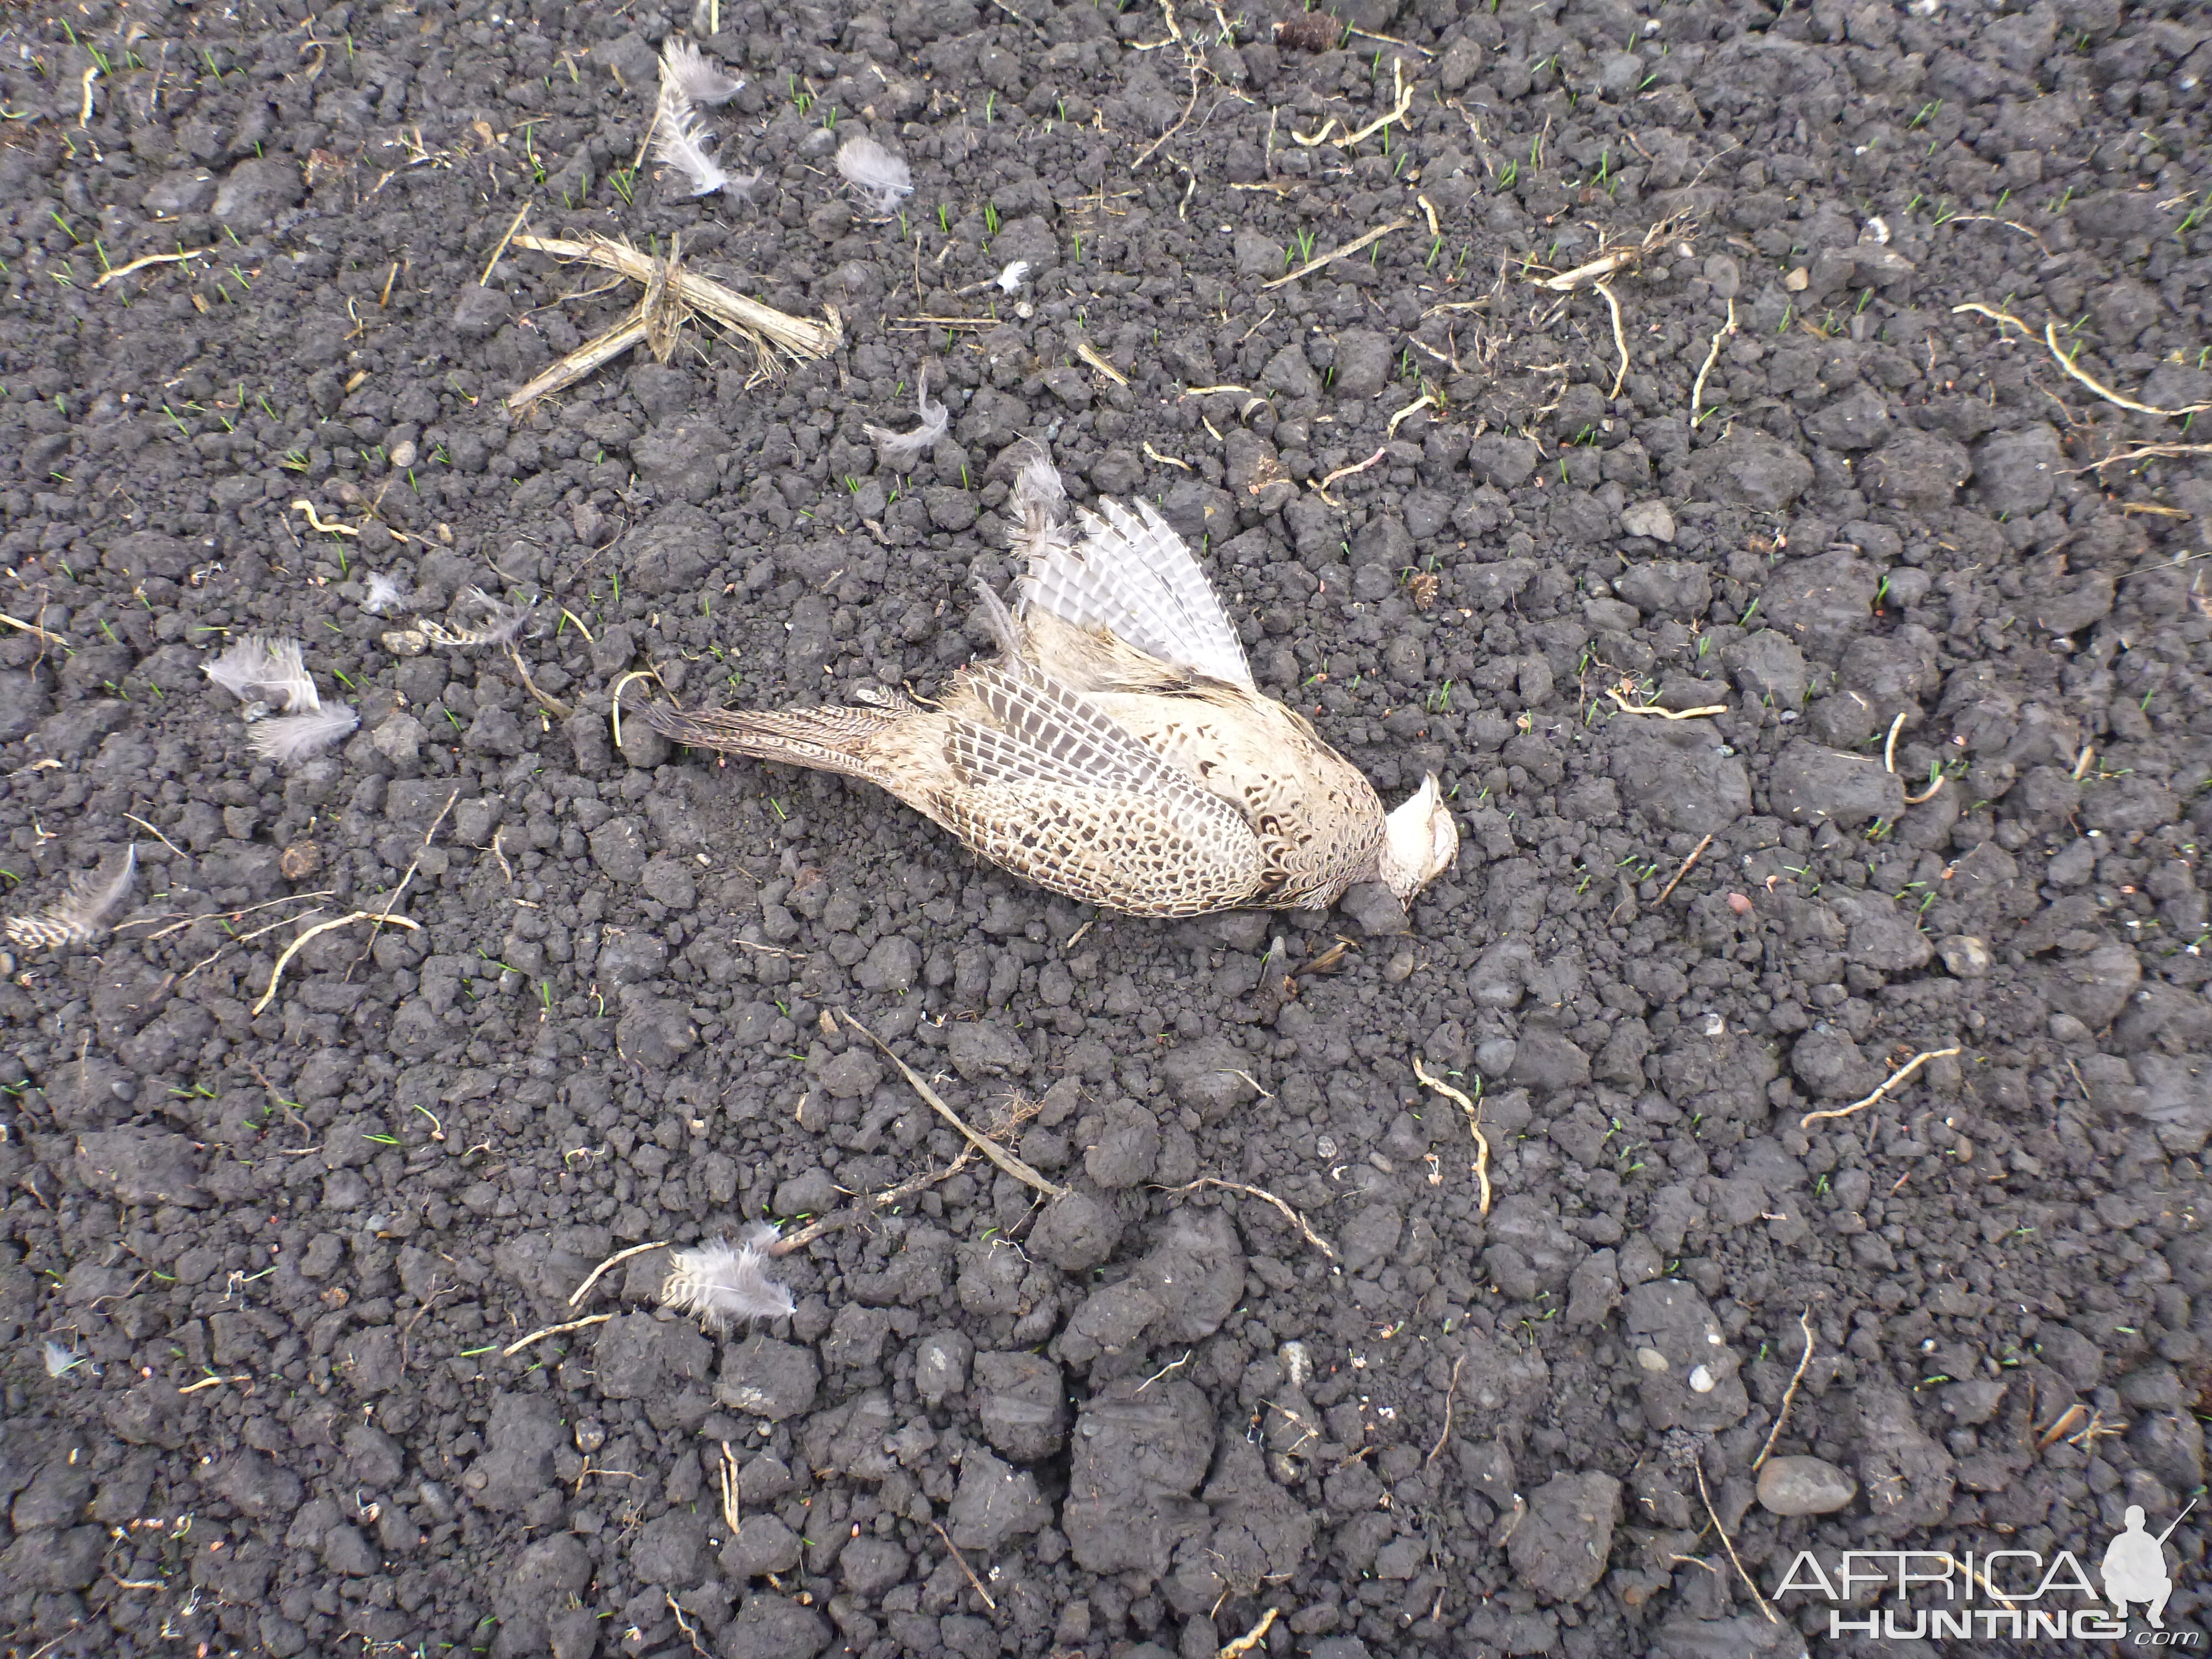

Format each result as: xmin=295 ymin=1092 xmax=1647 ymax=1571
xmin=4 ymin=845 xmax=137 ymax=950
xmin=836 ymin=135 xmax=912 ymax=215
xmin=863 ymin=371 xmax=948 ymax=467
xmin=660 ymin=1223 xmax=796 ymax=1330
xmin=995 ymin=259 xmax=1031 ymax=293
xmin=362 ymin=571 xmax=413 ymax=614
xmin=43 ymin=1341 xmax=90 ymax=1378
xmin=247 ymin=705 xmax=358 ymax=765
xmin=420 ymin=587 xmax=531 ymax=648
xmin=1014 ymin=444 xmax=1066 ymax=520
xmin=660 ymin=37 xmax=744 ymax=104
xmin=1010 ymin=442 xmax=1073 ymax=566
xmin=204 ymin=635 xmax=319 ymax=712
xmin=653 ymin=82 xmax=731 ymax=199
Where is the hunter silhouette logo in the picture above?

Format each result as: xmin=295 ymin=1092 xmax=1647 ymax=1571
xmin=1776 ymin=1498 xmax=2203 ymax=1644
xmin=2104 ymin=1500 xmax=2193 ymax=1629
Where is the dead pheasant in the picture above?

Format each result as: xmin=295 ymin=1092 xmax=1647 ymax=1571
xmin=625 ymin=453 xmax=1457 ymax=917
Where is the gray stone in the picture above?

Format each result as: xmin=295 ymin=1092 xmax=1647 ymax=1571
xmin=630 ymin=1510 xmax=710 ymax=1586
xmin=143 ymin=170 xmax=218 ymax=215
xmin=817 ymin=1047 xmax=883 ymax=1099
xmin=1084 ymin=1100 xmax=1160 ymax=1188
xmin=724 ymin=1594 xmax=831 ymax=1659
xmin=1613 ymin=727 xmax=1751 ymax=837
xmin=1438 ymin=37 xmax=1484 ymax=91
xmin=974 ymin=1351 xmax=1067 ymax=1461
xmin=1721 ymin=631 xmax=1810 ymax=705
xmin=1029 ymin=1189 xmax=1121 ymax=1271
xmin=2034 ymin=572 xmax=2115 ymax=635
xmin=587 ymin=817 xmax=648 ymax=883
xmin=1597 ymin=50 xmax=1642 ymax=96
xmin=2044 ymin=942 xmax=2140 ymax=1029
xmin=1938 ymin=935 xmax=1992 ymax=979
xmin=1338 ymin=880 xmax=1408 ymax=935
xmin=1260 ymin=342 xmax=1320 ymax=400
xmin=1756 ymin=1455 xmax=1856 ymax=1516
xmin=1619 ymin=499 xmax=1676 ymax=542
xmin=1468 ymin=435 xmax=1538 ymax=488
xmin=1853 ymin=1384 xmax=1955 ymax=1536
xmin=1614 ymin=559 xmax=1708 ymax=618
xmin=640 ymin=857 xmax=697 ymax=909
xmin=1759 ymin=550 xmax=1876 ymax=660
xmin=1791 ymin=1025 xmax=1881 ymax=1100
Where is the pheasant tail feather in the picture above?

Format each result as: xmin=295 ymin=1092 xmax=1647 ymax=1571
xmin=630 ymin=699 xmax=901 ymax=783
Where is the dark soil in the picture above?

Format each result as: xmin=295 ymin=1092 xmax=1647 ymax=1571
xmin=1 ymin=0 xmax=2209 ymax=1655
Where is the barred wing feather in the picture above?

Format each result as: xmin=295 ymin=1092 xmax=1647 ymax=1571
xmin=1019 ymin=499 xmax=1254 ymax=690
xmin=934 ymin=667 xmax=1264 ymax=915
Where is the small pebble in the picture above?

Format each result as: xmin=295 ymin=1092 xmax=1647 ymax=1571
xmin=1756 ymin=1455 xmax=1858 ymax=1517
xmin=1938 ymin=935 xmax=1992 ymax=979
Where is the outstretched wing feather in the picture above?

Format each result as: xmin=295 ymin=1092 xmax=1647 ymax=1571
xmin=1018 ymin=499 xmax=1254 ymax=688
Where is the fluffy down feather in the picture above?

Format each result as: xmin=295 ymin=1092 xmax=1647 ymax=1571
xmin=653 ymin=83 xmax=730 ymax=198
xmin=660 ymin=1224 xmax=795 ymax=1330
xmin=862 ymin=371 xmax=948 ymax=467
xmin=204 ymin=635 xmax=319 ymax=712
xmin=362 ymin=572 xmax=413 ymax=614
xmin=246 ymin=705 xmax=358 ymax=765
xmin=660 ymin=37 xmax=744 ymax=104
xmin=835 ymin=135 xmax=912 ymax=214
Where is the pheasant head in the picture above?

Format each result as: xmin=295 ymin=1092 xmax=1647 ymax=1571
xmin=1379 ymin=774 xmax=1458 ymax=904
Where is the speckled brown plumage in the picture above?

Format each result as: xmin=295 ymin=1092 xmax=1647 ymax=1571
xmin=628 ymin=457 xmax=1455 ymax=916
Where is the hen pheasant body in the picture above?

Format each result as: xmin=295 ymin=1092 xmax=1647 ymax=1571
xmin=629 ymin=460 xmax=1451 ymax=916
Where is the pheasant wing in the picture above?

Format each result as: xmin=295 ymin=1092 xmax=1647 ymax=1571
xmin=1018 ymin=498 xmax=1255 ymax=690
xmin=932 ymin=667 xmax=1264 ymax=915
